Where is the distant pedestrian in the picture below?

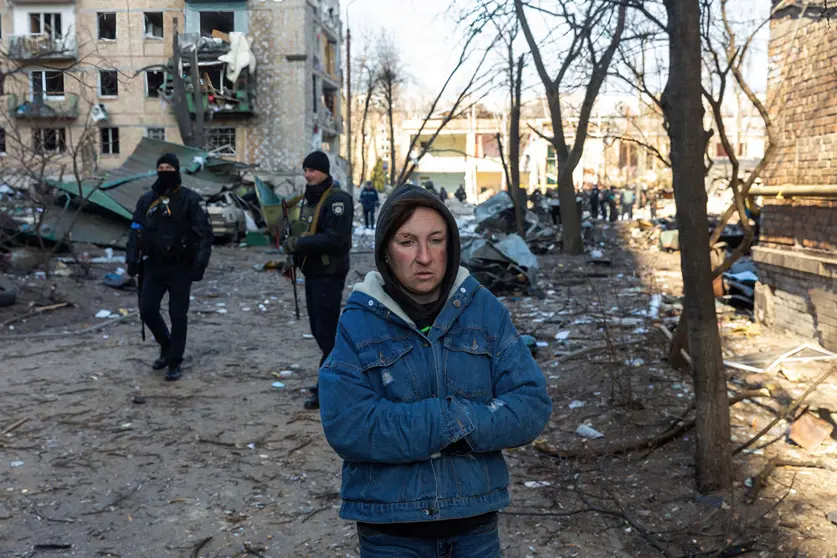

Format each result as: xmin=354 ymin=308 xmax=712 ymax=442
xmin=608 ymin=187 xmax=619 ymax=222
xmin=126 ymin=153 xmax=213 ymax=382
xmin=359 ymin=181 xmax=379 ymax=230
xmin=319 ymin=185 xmax=552 ymax=558
xmin=647 ymin=189 xmax=658 ymax=220
xmin=439 ymin=186 xmax=448 ymax=204
xmin=590 ymin=185 xmax=600 ymax=220
xmin=454 ymin=184 xmax=467 ymax=202
xmin=621 ymin=187 xmax=636 ymax=220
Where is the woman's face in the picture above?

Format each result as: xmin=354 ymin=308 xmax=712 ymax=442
xmin=387 ymin=207 xmax=448 ymax=303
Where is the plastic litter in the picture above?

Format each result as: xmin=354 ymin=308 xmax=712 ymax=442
xmin=271 ymin=381 xmax=285 ymax=389
xmin=95 ymin=310 xmax=113 ymax=319
xmin=575 ymin=424 xmax=605 ymax=439
xmin=523 ymin=481 xmax=552 ymax=488
xmin=568 ymin=400 xmax=586 ymax=409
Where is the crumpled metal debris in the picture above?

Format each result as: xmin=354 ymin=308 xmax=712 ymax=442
xmin=462 ymin=233 xmax=538 ymax=292
xmin=474 ymin=191 xmax=557 ymax=254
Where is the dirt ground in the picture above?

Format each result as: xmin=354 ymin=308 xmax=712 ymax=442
xmin=2 ymin=224 xmax=837 ymax=557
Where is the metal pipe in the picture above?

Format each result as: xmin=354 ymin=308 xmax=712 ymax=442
xmin=750 ymin=185 xmax=837 ymax=198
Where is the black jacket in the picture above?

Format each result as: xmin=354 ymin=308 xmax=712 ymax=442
xmin=294 ymin=188 xmax=354 ymax=278
xmin=126 ymin=186 xmax=213 ymax=271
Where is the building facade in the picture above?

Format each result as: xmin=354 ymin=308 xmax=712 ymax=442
xmin=753 ymin=1 xmax=837 ymax=350
xmin=0 ymin=0 xmax=343 ymax=187
xmin=396 ymin=94 xmax=764 ymax=203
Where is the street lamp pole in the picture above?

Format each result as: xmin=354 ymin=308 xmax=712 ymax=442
xmin=346 ymin=0 xmax=360 ymax=191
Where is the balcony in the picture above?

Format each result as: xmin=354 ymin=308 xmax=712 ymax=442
xmin=186 ymin=89 xmax=254 ymax=117
xmin=178 ymin=33 xmax=231 ymax=58
xmin=8 ymin=33 xmax=77 ymax=61
xmin=8 ymin=94 xmax=80 ymax=120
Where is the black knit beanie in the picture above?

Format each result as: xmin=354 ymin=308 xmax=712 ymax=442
xmin=302 ymin=151 xmax=330 ymax=175
xmin=156 ymin=153 xmax=180 ymax=172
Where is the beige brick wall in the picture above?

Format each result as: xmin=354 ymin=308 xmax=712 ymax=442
xmin=1 ymin=0 xmax=340 ymax=182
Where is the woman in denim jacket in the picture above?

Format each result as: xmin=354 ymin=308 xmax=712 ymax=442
xmin=320 ymin=185 xmax=552 ymax=557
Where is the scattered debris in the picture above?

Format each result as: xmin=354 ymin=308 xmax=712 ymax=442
xmin=523 ymin=480 xmax=553 ymax=488
xmin=575 ymin=424 xmax=605 ymax=439
xmin=568 ymin=400 xmax=586 ymax=409
xmin=789 ymin=412 xmax=834 ymax=452
xmin=462 ymin=234 xmax=538 ymax=292
xmin=271 ymin=381 xmax=285 ymax=389
xmin=725 ymin=344 xmax=837 ymax=373
xmin=95 ymin=310 xmax=114 ymax=319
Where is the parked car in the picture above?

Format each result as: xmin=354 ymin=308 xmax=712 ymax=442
xmin=206 ymin=192 xmax=249 ymax=242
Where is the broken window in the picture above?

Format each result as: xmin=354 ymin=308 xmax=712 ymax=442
xmin=33 ymin=128 xmax=66 ymax=153
xmin=146 ymin=71 xmax=164 ymax=98
xmin=199 ymin=11 xmax=234 ymax=38
xmin=30 ymin=13 xmax=63 ymax=39
xmin=207 ymin=128 xmax=236 ymax=155
xmin=144 ymin=12 xmax=163 ymax=39
xmin=146 ymin=127 xmax=166 ymax=141
xmin=99 ymin=70 xmax=118 ymax=97
xmin=98 ymin=13 xmax=116 ymax=40
xmin=32 ymin=70 xmax=65 ymax=98
xmin=0 ymin=128 xmax=6 ymax=154
xmin=101 ymin=127 xmax=120 ymax=155
xmin=715 ymin=142 xmax=728 ymax=158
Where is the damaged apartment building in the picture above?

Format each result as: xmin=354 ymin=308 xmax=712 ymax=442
xmin=0 ymin=0 xmax=344 ymax=186
xmin=753 ymin=1 xmax=837 ymax=350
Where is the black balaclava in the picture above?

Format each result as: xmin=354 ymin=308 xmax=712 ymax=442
xmin=375 ymin=185 xmax=461 ymax=330
xmin=302 ymin=151 xmax=333 ymax=205
xmin=154 ymin=153 xmax=182 ymax=196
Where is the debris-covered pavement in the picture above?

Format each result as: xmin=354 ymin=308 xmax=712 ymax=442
xmin=2 ymin=207 xmax=837 ymax=557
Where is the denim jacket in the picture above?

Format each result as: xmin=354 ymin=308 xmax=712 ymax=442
xmin=319 ymin=267 xmax=552 ymax=523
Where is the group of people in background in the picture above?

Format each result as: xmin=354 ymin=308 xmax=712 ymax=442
xmin=530 ymin=182 xmax=661 ymax=224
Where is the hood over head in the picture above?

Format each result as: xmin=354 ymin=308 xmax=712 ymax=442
xmin=374 ymin=184 xmax=461 ymax=329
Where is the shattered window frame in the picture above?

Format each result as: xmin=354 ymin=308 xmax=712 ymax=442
xmin=31 ymin=70 xmax=65 ymax=99
xmin=97 ymin=12 xmax=117 ymax=41
xmin=143 ymin=12 xmax=164 ymax=39
xmin=145 ymin=70 xmax=164 ymax=98
xmin=146 ymin=127 xmax=166 ymax=141
xmin=199 ymin=11 xmax=235 ymax=38
xmin=207 ymin=127 xmax=236 ymax=156
xmin=100 ymin=127 xmax=120 ymax=155
xmin=98 ymin=69 xmax=119 ymax=97
xmin=33 ymin=128 xmax=67 ymax=154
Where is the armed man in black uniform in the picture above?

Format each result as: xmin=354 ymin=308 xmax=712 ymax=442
xmin=282 ymin=151 xmax=354 ymax=410
xmin=126 ymin=153 xmax=213 ymax=382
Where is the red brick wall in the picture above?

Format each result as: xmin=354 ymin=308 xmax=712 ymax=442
xmin=763 ymin=9 xmax=837 ymax=187
xmin=759 ymin=198 xmax=837 ymax=253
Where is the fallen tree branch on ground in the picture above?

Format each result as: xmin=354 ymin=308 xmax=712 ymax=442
xmin=733 ymin=362 xmax=837 ymax=455
xmin=745 ymin=456 xmax=837 ymax=504
xmin=534 ymin=390 xmax=767 ymax=459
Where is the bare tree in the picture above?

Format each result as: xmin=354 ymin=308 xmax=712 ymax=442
xmin=514 ymin=0 xmax=628 ymax=255
xmin=393 ymin=27 xmax=498 ymax=188
xmin=0 ymin=33 xmax=115 ymax=275
xmin=660 ymin=0 xmax=731 ymax=493
xmin=376 ymin=32 xmax=405 ymax=187
xmin=355 ymin=35 xmax=380 ymax=185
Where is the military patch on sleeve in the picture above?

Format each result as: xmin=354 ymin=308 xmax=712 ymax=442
xmin=332 ymin=201 xmax=345 ymax=216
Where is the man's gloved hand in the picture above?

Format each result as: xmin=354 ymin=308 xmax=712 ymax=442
xmin=290 ymin=220 xmax=309 ymax=238
xmin=190 ymin=266 xmax=206 ymax=282
xmin=127 ymin=262 xmax=139 ymax=278
xmin=282 ymin=236 xmax=298 ymax=254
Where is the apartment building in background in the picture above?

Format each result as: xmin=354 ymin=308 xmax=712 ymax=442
xmin=0 ymin=0 xmax=344 ymax=186
xmin=392 ymin=93 xmax=766 ymax=203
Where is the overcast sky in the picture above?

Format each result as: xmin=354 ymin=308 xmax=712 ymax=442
xmin=342 ymin=0 xmax=770 ymax=100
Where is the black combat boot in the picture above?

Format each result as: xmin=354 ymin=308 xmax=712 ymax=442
xmin=303 ymin=392 xmax=320 ymax=410
xmin=165 ymin=366 xmax=182 ymax=382
xmin=152 ymin=344 xmax=170 ymax=370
